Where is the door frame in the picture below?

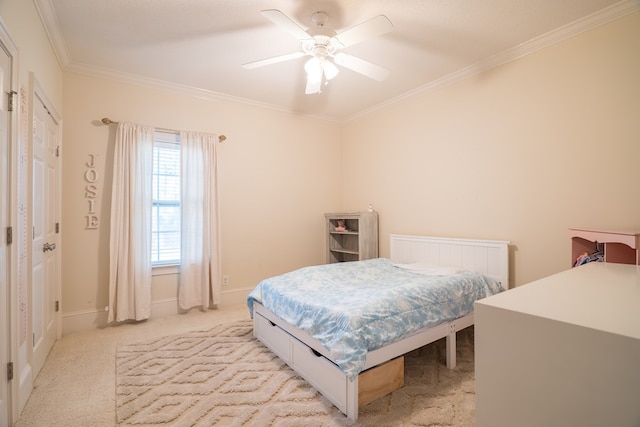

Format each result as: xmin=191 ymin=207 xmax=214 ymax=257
xmin=0 ymin=18 xmax=20 ymax=426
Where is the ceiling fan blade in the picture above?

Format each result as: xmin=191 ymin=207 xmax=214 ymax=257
xmin=305 ymin=77 xmax=322 ymax=94
xmin=261 ymin=9 xmax=310 ymax=40
xmin=242 ymin=51 xmax=305 ymax=70
xmin=334 ymin=15 xmax=393 ymax=48
xmin=334 ymin=53 xmax=389 ymax=81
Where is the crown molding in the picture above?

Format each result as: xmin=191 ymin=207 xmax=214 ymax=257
xmin=345 ymin=0 xmax=640 ymax=122
xmin=64 ymin=63 xmax=340 ymax=123
xmin=34 ymin=0 xmax=70 ymax=68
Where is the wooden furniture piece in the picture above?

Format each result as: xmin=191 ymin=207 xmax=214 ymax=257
xmin=253 ymin=234 xmax=510 ymax=420
xmin=325 ymin=211 xmax=378 ymax=263
xmin=569 ymin=227 xmax=640 ymax=265
xmin=475 ymin=262 xmax=640 ymax=427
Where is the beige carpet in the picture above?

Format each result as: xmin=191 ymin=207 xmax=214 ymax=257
xmin=116 ymin=320 xmax=476 ymax=426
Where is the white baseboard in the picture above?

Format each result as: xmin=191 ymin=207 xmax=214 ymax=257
xmin=61 ymin=287 xmax=252 ymax=335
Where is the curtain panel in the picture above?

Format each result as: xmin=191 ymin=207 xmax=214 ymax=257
xmin=107 ymin=122 xmax=154 ymax=322
xmin=178 ymin=131 xmax=221 ymax=310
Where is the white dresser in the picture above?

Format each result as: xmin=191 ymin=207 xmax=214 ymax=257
xmin=475 ymin=262 xmax=640 ymax=427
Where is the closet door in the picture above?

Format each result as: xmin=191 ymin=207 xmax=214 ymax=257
xmin=31 ymin=92 xmax=60 ymax=380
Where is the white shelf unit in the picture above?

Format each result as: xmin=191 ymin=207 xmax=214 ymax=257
xmin=325 ymin=212 xmax=378 ymax=263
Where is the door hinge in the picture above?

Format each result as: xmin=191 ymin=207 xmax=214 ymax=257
xmin=56 ymin=146 xmax=60 ymax=157
xmin=7 ymin=362 xmax=13 ymax=381
xmin=6 ymin=226 xmax=12 ymax=245
xmin=8 ymin=91 xmax=17 ymax=112
xmin=55 ymin=301 xmax=60 ymax=312
xmin=56 ymin=222 xmax=60 ymax=233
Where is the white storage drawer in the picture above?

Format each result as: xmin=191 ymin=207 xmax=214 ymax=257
xmin=254 ymin=312 xmax=292 ymax=364
xmin=290 ymin=335 xmax=348 ymax=413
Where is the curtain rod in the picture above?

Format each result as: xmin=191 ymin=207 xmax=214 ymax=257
xmin=101 ymin=117 xmax=227 ymax=142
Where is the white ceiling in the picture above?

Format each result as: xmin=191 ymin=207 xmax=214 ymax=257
xmin=36 ymin=0 xmax=634 ymax=122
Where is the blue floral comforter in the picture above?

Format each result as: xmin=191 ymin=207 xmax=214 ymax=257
xmin=247 ymin=258 xmax=504 ymax=380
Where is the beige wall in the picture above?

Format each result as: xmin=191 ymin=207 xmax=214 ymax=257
xmin=342 ymin=12 xmax=640 ymax=287
xmin=61 ymin=73 xmax=342 ymax=327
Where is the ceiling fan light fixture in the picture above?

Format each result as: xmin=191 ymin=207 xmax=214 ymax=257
xmin=304 ymin=56 xmax=323 ymax=83
xmin=323 ymin=60 xmax=339 ymax=80
xmin=305 ymin=56 xmax=339 ymax=86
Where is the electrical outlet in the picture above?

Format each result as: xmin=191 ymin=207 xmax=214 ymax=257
xmin=223 ymin=275 xmax=229 ymax=286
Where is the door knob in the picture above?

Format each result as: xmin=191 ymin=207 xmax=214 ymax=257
xmin=43 ymin=242 xmax=56 ymax=252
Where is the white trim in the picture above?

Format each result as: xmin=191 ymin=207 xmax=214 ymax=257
xmin=61 ymin=287 xmax=252 ymax=335
xmin=0 ymin=15 xmax=20 ymax=427
xmin=33 ymin=0 xmax=70 ymax=68
xmin=152 ymin=264 xmax=179 ymax=276
xmin=65 ymin=64 xmax=336 ymax=121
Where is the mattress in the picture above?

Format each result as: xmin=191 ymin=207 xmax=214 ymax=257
xmin=247 ymin=258 xmax=504 ymax=380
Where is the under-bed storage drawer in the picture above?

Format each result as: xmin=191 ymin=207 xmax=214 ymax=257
xmin=253 ymin=308 xmax=405 ymax=416
xmin=254 ymin=312 xmax=292 ymax=364
xmin=290 ymin=335 xmax=348 ymax=413
xmin=359 ymin=356 xmax=404 ymax=408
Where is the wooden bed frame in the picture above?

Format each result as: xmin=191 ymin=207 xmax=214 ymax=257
xmin=252 ymin=234 xmax=510 ymax=420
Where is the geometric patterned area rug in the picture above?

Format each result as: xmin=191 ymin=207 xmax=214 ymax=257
xmin=116 ymin=320 xmax=476 ymax=426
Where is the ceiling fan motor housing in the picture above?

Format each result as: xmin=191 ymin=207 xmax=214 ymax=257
xmin=302 ymin=35 xmax=338 ymax=58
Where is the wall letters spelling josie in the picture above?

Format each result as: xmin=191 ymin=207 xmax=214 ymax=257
xmin=85 ymin=154 xmax=99 ymax=229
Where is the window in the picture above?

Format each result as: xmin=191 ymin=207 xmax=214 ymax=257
xmin=151 ymin=131 xmax=180 ymax=265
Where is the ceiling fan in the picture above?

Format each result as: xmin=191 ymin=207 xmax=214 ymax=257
xmin=243 ymin=9 xmax=393 ymax=95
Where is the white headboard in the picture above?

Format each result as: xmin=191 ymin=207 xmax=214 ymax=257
xmin=389 ymin=234 xmax=510 ymax=290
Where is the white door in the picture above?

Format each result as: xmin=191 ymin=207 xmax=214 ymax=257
xmin=0 ymin=35 xmax=12 ymax=427
xmin=31 ymin=93 xmax=59 ymax=379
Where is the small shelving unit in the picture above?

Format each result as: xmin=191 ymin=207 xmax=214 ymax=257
xmin=325 ymin=212 xmax=378 ymax=263
xmin=569 ymin=227 xmax=640 ymax=266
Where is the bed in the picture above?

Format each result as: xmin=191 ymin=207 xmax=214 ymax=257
xmin=247 ymin=234 xmax=510 ymax=420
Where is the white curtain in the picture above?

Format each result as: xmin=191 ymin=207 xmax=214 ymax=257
xmin=178 ymin=130 xmax=221 ymax=310
xmin=108 ymin=122 xmax=154 ymax=322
